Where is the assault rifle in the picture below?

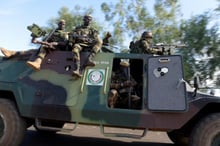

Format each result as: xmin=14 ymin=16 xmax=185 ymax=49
xmin=152 ymin=43 xmax=186 ymax=55
xmin=27 ymin=23 xmax=57 ymax=53
xmin=71 ymin=34 xmax=97 ymax=46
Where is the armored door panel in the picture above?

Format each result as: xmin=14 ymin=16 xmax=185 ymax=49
xmin=147 ymin=55 xmax=187 ymax=112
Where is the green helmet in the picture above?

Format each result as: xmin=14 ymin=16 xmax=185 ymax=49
xmin=141 ymin=31 xmax=153 ymax=39
xmin=83 ymin=15 xmax=92 ymax=21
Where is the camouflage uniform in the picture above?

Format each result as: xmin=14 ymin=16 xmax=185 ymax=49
xmin=26 ymin=19 xmax=69 ymax=70
xmin=129 ymin=31 xmax=162 ymax=55
xmin=35 ymin=27 xmax=69 ymax=59
xmin=70 ymin=15 xmax=102 ymax=77
xmin=108 ymin=64 xmax=140 ymax=109
xmin=47 ymin=29 xmax=69 ymax=51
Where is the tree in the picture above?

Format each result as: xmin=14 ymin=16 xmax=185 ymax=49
xmin=180 ymin=13 xmax=220 ymax=85
xmin=153 ymin=0 xmax=182 ymax=43
xmin=44 ymin=6 xmax=102 ymax=34
xmin=101 ymin=0 xmax=182 ymax=46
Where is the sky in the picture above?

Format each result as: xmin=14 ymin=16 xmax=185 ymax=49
xmin=0 ymin=0 xmax=219 ymax=56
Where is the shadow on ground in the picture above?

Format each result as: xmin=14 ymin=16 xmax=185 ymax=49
xmin=21 ymin=129 xmax=176 ymax=146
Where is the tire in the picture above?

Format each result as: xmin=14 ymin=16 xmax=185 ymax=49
xmin=190 ymin=113 xmax=220 ymax=146
xmin=0 ymin=98 xmax=26 ymax=146
xmin=167 ymin=130 xmax=189 ymax=146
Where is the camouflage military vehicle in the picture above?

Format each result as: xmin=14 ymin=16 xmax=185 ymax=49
xmin=1 ymin=43 xmax=220 ymax=146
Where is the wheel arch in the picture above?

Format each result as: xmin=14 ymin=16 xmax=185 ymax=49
xmin=177 ymin=102 xmax=220 ymax=137
xmin=0 ymin=89 xmax=34 ymax=127
xmin=0 ymin=90 xmax=17 ymax=106
xmin=0 ymin=89 xmax=25 ymax=118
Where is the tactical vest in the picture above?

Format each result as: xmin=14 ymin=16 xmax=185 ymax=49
xmin=48 ymin=30 xmax=68 ymax=51
xmin=48 ymin=30 xmax=67 ymax=42
xmin=73 ymin=26 xmax=98 ymax=47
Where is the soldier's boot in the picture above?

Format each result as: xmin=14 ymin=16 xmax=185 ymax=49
xmin=0 ymin=48 xmax=16 ymax=58
xmin=85 ymin=52 xmax=96 ymax=67
xmin=26 ymin=57 xmax=42 ymax=71
xmin=72 ymin=61 xmax=82 ymax=78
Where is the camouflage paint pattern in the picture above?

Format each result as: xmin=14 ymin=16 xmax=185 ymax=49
xmin=1 ymin=50 xmax=220 ymax=131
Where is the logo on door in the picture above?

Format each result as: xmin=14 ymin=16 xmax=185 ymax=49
xmin=86 ymin=69 xmax=105 ymax=86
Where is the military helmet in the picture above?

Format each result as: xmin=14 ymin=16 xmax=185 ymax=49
xmin=58 ymin=19 xmax=66 ymax=25
xmin=83 ymin=15 xmax=92 ymax=21
xmin=120 ymin=60 xmax=130 ymax=67
xmin=141 ymin=31 xmax=153 ymax=39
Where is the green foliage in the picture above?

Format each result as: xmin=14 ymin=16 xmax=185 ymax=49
xmin=45 ymin=6 xmax=102 ymax=34
xmin=101 ymin=0 xmax=181 ymax=45
xmin=180 ymin=13 xmax=220 ymax=85
xmin=101 ymin=0 xmax=155 ymax=44
xmin=153 ymin=0 xmax=181 ymax=43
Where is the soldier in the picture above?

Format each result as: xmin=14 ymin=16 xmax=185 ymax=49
xmin=102 ymin=32 xmax=112 ymax=46
xmin=26 ymin=19 xmax=69 ymax=70
xmin=1 ymin=19 xmax=69 ymax=71
xmin=1 ymin=19 xmax=68 ymax=70
xmin=129 ymin=31 xmax=162 ymax=55
xmin=101 ymin=31 xmax=113 ymax=53
xmin=69 ymin=15 xmax=103 ymax=77
xmin=108 ymin=61 xmax=140 ymax=109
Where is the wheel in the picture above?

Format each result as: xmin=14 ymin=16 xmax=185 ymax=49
xmin=190 ymin=113 xmax=220 ymax=146
xmin=0 ymin=98 xmax=26 ymax=146
xmin=167 ymin=130 xmax=189 ymax=146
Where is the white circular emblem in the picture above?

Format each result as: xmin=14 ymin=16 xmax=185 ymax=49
xmin=88 ymin=70 xmax=104 ymax=84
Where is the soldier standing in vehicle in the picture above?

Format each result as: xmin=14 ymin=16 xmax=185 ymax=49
xmin=129 ymin=31 xmax=162 ymax=55
xmin=102 ymin=31 xmax=112 ymax=46
xmin=69 ymin=15 xmax=103 ymax=78
xmin=101 ymin=32 xmax=114 ymax=53
xmin=1 ymin=19 xmax=69 ymax=70
xmin=108 ymin=61 xmax=140 ymax=109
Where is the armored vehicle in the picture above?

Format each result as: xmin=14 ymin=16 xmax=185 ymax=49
xmin=0 ymin=44 xmax=220 ymax=146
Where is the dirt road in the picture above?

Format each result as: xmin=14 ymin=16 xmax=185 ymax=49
xmin=21 ymin=124 xmax=175 ymax=146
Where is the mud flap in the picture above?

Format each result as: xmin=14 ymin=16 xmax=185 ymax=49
xmin=147 ymin=55 xmax=187 ymax=112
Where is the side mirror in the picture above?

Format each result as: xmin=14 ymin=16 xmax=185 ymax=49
xmin=193 ymin=75 xmax=200 ymax=97
xmin=194 ymin=76 xmax=199 ymax=89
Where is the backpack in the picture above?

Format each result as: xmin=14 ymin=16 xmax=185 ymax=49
xmin=129 ymin=40 xmax=142 ymax=54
